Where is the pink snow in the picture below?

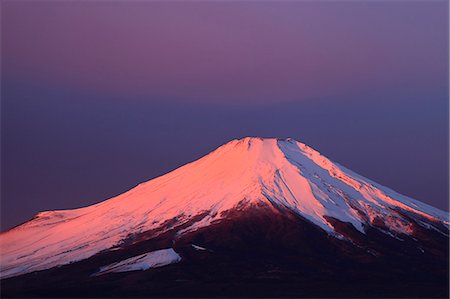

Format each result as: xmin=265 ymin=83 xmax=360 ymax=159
xmin=0 ymin=137 xmax=448 ymax=279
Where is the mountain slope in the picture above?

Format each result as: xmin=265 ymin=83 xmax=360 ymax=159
xmin=1 ymin=201 xmax=448 ymax=298
xmin=0 ymin=137 xmax=448 ymax=280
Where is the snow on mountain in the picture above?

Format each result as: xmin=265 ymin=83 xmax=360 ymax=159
xmin=93 ymin=248 xmax=181 ymax=276
xmin=191 ymin=244 xmax=208 ymax=251
xmin=0 ymin=137 xmax=448 ymax=279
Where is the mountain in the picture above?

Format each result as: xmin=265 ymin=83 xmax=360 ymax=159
xmin=1 ymin=137 xmax=448 ymax=298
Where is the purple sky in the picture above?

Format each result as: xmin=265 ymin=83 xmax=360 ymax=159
xmin=1 ymin=1 xmax=448 ymax=230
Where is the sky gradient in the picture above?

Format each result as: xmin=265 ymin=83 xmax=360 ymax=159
xmin=1 ymin=1 xmax=449 ymax=230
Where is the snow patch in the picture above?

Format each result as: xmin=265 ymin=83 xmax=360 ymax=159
xmin=93 ymin=248 xmax=181 ymax=276
xmin=191 ymin=244 xmax=207 ymax=251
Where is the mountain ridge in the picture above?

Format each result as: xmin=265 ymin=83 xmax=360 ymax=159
xmin=0 ymin=137 xmax=448 ymax=280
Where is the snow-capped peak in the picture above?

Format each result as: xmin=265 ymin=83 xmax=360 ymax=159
xmin=0 ymin=137 xmax=448 ymax=279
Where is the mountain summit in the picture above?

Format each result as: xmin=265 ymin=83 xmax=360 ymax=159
xmin=1 ymin=137 xmax=448 ymax=297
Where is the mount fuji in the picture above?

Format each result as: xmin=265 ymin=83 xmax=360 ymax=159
xmin=1 ymin=137 xmax=448 ymax=297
